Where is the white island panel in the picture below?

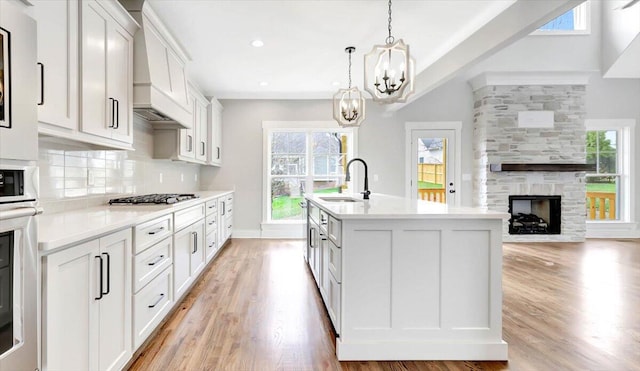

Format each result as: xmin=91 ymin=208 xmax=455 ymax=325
xmin=394 ymin=230 xmax=441 ymax=329
xmin=337 ymin=218 xmax=508 ymax=361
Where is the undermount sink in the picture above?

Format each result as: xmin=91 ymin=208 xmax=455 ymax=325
xmin=319 ymin=196 xmax=363 ymax=203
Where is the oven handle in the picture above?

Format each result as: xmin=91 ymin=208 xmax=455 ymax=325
xmin=0 ymin=206 xmax=44 ymax=221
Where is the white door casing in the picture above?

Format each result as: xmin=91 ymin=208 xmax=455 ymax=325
xmin=405 ymin=122 xmax=462 ymax=206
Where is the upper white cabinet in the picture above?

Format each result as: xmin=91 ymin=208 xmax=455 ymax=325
xmin=153 ymin=82 xmax=209 ymax=164
xmin=207 ymin=98 xmax=223 ymax=166
xmin=120 ymin=0 xmax=192 ymax=129
xmin=33 ymin=0 xmax=139 ymax=150
xmin=81 ymin=0 xmax=136 ymax=145
xmin=32 ymin=0 xmax=79 ymax=132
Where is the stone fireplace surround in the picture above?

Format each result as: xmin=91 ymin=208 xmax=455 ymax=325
xmin=470 ymin=72 xmax=589 ymax=242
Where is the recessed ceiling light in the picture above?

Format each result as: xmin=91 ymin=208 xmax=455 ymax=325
xmin=251 ymin=39 xmax=264 ymax=48
xmin=332 ymin=81 xmax=340 ymax=86
xmin=259 ymin=81 xmax=268 ymax=87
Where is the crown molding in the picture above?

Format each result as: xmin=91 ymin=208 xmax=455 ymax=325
xmin=468 ymin=71 xmax=594 ymax=91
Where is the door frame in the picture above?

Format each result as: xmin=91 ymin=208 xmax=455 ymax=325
xmin=404 ymin=121 xmax=462 ymax=206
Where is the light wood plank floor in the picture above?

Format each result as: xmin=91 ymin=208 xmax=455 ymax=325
xmin=128 ymin=238 xmax=640 ymax=371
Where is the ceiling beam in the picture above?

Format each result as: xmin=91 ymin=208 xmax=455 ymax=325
xmin=386 ymin=0 xmax=586 ymax=112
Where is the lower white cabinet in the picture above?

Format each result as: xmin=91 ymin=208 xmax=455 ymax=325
xmin=218 ymin=194 xmax=233 ymax=246
xmin=173 ymin=218 xmax=205 ymax=299
xmin=42 ymin=229 xmax=132 ymax=371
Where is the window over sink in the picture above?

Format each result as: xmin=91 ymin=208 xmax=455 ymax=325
xmin=262 ymin=121 xmax=357 ymax=223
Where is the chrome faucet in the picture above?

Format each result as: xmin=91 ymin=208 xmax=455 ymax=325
xmin=345 ymin=158 xmax=370 ymax=199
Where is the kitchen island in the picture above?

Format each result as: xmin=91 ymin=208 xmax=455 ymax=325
xmin=304 ymin=193 xmax=509 ymax=361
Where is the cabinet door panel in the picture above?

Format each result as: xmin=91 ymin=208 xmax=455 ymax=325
xmin=195 ymin=103 xmax=208 ymax=162
xmin=33 ymin=0 xmax=78 ymax=130
xmin=98 ymin=230 xmax=132 ymax=371
xmin=190 ymin=220 xmax=205 ymax=276
xmin=107 ymin=24 xmax=133 ymax=144
xmin=81 ymin=1 xmax=110 ymax=138
xmin=173 ymin=226 xmax=194 ymax=299
xmin=43 ymin=240 xmax=100 ymax=371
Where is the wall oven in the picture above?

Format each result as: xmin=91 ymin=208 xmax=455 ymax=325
xmin=0 ymin=164 xmax=41 ymax=370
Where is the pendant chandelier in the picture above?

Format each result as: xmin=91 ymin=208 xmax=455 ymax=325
xmin=364 ymin=0 xmax=415 ymax=104
xmin=333 ymin=46 xmax=366 ymax=127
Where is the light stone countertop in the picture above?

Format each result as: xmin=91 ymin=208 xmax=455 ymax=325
xmin=305 ymin=193 xmax=509 ymax=220
xmin=38 ymin=191 xmax=233 ymax=253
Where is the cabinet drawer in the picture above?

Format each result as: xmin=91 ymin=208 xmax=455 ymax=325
xmin=328 ymin=215 xmax=341 ymax=247
xmin=206 ymin=213 xmax=217 ymax=236
xmin=133 ymin=266 xmax=173 ymax=349
xmin=319 ymin=210 xmax=329 ymax=231
xmin=308 ymin=201 xmax=320 ymax=224
xmin=205 ymin=199 xmax=217 ymax=216
xmin=205 ymin=230 xmax=217 ymax=262
xmin=328 ymin=240 xmax=341 ymax=283
xmin=175 ymin=204 xmax=205 ymax=231
xmin=133 ymin=236 xmax=172 ymax=293
xmin=134 ymin=214 xmax=172 ymax=254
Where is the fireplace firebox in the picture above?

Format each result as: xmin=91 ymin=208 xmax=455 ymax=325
xmin=508 ymin=195 xmax=561 ymax=234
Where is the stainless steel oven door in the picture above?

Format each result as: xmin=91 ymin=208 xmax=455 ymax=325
xmin=0 ymin=204 xmax=42 ymax=370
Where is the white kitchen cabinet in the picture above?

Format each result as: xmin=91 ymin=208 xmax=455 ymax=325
xmin=173 ymin=218 xmax=205 ymax=299
xmin=207 ymin=98 xmax=224 ymax=166
xmin=218 ymin=194 xmax=233 ymax=247
xmin=42 ymin=229 xmax=132 ymax=371
xmin=154 ymin=83 xmax=209 ymax=163
xmin=32 ymin=0 xmax=79 ymax=132
xmin=80 ymin=0 xmax=136 ymax=146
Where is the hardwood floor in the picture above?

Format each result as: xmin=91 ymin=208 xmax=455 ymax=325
xmin=128 ymin=238 xmax=640 ymax=371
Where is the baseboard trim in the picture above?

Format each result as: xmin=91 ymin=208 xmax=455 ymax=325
xmin=586 ymin=222 xmax=640 ymax=239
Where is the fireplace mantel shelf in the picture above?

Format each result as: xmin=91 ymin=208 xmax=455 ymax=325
xmin=490 ymin=163 xmax=596 ymax=172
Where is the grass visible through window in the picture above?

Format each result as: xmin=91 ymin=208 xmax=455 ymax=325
xmin=271 ymin=187 xmax=342 ymax=220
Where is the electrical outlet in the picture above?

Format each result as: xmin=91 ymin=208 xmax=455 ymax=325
xmin=181 ymin=173 xmax=184 ymax=182
xmin=373 ymin=174 xmax=379 ymax=182
xmin=195 ymin=173 xmax=198 ymax=182
xmin=159 ymin=173 xmax=163 ymax=183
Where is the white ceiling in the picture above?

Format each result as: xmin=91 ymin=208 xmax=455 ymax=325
xmin=147 ymin=0 xmax=520 ymax=100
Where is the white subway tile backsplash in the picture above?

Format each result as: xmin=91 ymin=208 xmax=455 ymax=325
xmin=38 ymin=122 xmax=201 ymax=213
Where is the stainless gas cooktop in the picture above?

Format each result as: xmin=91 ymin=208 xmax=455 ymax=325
xmin=108 ymin=193 xmax=198 ymax=205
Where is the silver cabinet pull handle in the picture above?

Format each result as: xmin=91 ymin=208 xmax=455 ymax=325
xmin=148 ymin=226 xmax=164 ymax=235
xmin=148 ymin=293 xmax=165 ymax=308
xmin=148 ymin=255 xmax=165 ymax=266
xmin=192 ymin=231 xmax=198 ymax=254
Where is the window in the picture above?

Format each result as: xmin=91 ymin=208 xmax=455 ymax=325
xmin=532 ymin=2 xmax=590 ymax=35
xmin=585 ymin=120 xmax=635 ymax=223
xmin=263 ymin=122 xmax=356 ymax=223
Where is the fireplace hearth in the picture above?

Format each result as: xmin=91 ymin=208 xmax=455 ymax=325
xmin=509 ymin=195 xmax=561 ymax=235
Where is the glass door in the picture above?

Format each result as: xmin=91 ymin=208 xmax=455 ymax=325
xmin=410 ymin=130 xmax=456 ymax=205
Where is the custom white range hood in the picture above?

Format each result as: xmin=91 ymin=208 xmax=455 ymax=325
xmin=120 ymin=0 xmax=192 ymax=129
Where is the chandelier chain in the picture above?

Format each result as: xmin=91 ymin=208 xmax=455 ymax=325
xmin=386 ymin=0 xmax=394 ymax=44
xmin=348 ymin=49 xmax=352 ymax=89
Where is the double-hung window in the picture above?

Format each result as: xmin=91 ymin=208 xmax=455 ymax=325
xmin=585 ymin=119 xmax=635 ymax=223
xmin=263 ymin=121 xmax=357 ymax=224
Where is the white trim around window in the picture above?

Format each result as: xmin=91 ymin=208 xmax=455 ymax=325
xmin=261 ymin=121 xmax=358 ymax=238
xmin=585 ymin=119 xmax=638 ymax=238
